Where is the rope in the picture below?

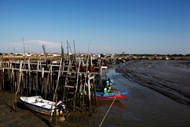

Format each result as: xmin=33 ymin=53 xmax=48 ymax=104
xmin=98 ymin=92 xmax=118 ymax=127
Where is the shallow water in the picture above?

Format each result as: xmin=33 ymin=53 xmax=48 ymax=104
xmin=61 ymin=67 xmax=190 ymax=127
xmin=2 ymin=65 xmax=190 ymax=127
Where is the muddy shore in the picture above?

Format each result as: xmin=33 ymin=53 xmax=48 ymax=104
xmin=0 ymin=91 xmax=92 ymax=127
xmin=1 ymin=60 xmax=190 ymax=127
xmin=116 ymin=60 xmax=190 ymax=105
xmin=0 ymin=91 xmax=52 ymax=127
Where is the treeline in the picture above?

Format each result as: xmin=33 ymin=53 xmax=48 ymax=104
xmin=116 ymin=54 xmax=190 ymax=57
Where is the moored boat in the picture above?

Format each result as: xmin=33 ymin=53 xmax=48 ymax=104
xmin=20 ymin=96 xmax=68 ymax=116
xmin=93 ymin=91 xmax=128 ymax=101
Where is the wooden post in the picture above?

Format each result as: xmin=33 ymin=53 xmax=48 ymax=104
xmin=53 ymin=59 xmax=62 ymax=101
xmin=2 ymin=68 xmax=4 ymax=90
xmin=41 ymin=67 xmax=44 ymax=96
xmin=99 ymin=65 xmax=103 ymax=87
xmin=35 ymin=61 xmax=39 ymax=95
xmin=50 ymin=64 xmax=53 ymax=100
xmin=0 ymin=69 xmax=2 ymax=91
xmin=42 ymin=67 xmax=44 ymax=78
xmin=10 ymin=62 xmax=15 ymax=92
xmin=45 ymin=69 xmax=50 ymax=99
xmin=27 ymin=59 xmax=31 ymax=96
xmin=93 ymin=78 xmax=97 ymax=106
xmin=14 ymin=60 xmax=23 ymax=111
xmin=87 ymin=74 xmax=91 ymax=110
xmin=81 ymin=73 xmax=85 ymax=112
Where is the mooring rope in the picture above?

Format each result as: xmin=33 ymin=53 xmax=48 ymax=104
xmin=98 ymin=92 xmax=118 ymax=127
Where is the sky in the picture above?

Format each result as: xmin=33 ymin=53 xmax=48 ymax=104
xmin=0 ymin=0 xmax=190 ymax=54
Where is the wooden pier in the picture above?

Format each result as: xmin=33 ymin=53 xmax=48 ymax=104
xmin=0 ymin=54 xmax=104 ymax=112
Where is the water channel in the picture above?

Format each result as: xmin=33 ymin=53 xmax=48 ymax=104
xmin=62 ymin=66 xmax=190 ymax=127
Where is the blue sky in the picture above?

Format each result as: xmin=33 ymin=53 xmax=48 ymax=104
xmin=0 ymin=0 xmax=190 ymax=54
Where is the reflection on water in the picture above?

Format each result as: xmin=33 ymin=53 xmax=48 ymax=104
xmin=98 ymin=100 xmax=127 ymax=109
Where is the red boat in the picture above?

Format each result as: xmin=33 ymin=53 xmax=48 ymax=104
xmin=93 ymin=91 xmax=127 ymax=101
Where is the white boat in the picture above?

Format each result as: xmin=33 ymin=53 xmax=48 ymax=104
xmin=20 ymin=96 xmax=68 ymax=116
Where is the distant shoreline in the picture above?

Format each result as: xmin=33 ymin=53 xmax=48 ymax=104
xmin=0 ymin=53 xmax=190 ymax=61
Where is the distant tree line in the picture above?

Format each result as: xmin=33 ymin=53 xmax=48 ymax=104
xmin=116 ymin=53 xmax=190 ymax=57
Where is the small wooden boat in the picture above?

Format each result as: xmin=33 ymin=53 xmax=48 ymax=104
xmin=93 ymin=91 xmax=128 ymax=101
xmin=20 ymin=96 xmax=68 ymax=116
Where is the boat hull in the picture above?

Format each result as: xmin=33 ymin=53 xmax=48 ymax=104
xmin=93 ymin=91 xmax=128 ymax=101
xmin=22 ymin=101 xmax=54 ymax=115
xmin=20 ymin=96 xmax=62 ymax=116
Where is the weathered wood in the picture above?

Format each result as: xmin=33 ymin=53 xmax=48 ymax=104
xmin=87 ymin=74 xmax=91 ymax=110
xmin=10 ymin=62 xmax=15 ymax=92
xmin=45 ymin=69 xmax=50 ymax=99
xmin=49 ymin=64 xmax=53 ymax=100
xmin=53 ymin=59 xmax=62 ymax=101
xmin=15 ymin=61 xmax=23 ymax=95
xmin=2 ymin=68 xmax=4 ymax=90
xmin=14 ymin=61 xmax=23 ymax=111
xmin=0 ymin=69 xmax=2 ymax=91
xmin=35 ymin=61 xmax=39 ymax=94
xmin=27 ymin=59 xmax=31 ymax=96
xmin=0 ymin=56 xmax=103 ymax=112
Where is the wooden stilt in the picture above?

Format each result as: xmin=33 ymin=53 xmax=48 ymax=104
xmin=14 ymin=60 xmax=23 ymax=111
xmin=53 ymin=59 xmax=62 ymax=101
xmin=2 ymin=68 xmax=4 ymax=90
xmin=0 ymin=54 xmax=103 ymax=112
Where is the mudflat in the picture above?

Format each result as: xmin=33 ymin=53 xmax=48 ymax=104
xmin=116 ymin=60 xmax=190 ymax=105
xmin=0 ymin=91 xmax=93 ymax=127
xmin=1 ymin=60 xmax=190 ymax=127
xmin=0 ymin=91 xmax=51 ymax=127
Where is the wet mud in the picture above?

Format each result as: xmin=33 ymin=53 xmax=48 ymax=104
xmin=0 ymin=92 xmax=51 ymax=127
xmin=0 ymin=91 xmax=122 ymax=127
xmin=116 ymin=60 xmax=190 ymax=105
xmin=1 ymin=60 xmax=190 ymax=127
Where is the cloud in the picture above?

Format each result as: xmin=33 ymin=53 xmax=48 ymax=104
xmin=0 ymin=40 xmax=61 ymax=53
xmin=26 ymin=40 xmax=60 ymax=48
xmin=0 ymin=39 xmax=120 ymax=54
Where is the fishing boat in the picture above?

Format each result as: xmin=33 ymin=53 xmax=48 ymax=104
xmin=20 ymin=96 xmax=68 ymax=116
xmin=93 ymin=91 xmax=128 ymax=101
